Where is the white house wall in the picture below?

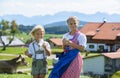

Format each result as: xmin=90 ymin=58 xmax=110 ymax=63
xmin=83 ymin=56 xmax=105 ymax=75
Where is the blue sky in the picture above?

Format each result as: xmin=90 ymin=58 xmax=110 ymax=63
xmin=0 ymin=0 xmax=120 ymax=17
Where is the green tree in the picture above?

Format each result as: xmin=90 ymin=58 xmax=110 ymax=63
xmin=1 ymin=20 xmax=9 ymax=30
xmin=0 ymin=20 xmax=19 ymax=50
xmin=11 ymin=20 xmax=19 ymax=33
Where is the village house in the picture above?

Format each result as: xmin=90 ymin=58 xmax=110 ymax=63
xmin=83 ymin=48 xmax=120 ymax=75
xmin=48 ymin=38 xmax=62 ymax=48
xmin=80 ymin=21 xmax=120 ymax=52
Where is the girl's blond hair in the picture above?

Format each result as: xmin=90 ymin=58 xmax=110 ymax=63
xmin=67 ymin=16 xmax=79 ymax=24
xmin=30 ymin=25 xmax=45 ymax=38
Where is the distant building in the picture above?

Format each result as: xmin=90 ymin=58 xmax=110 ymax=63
xmin=48 ymin=38 xmax=62 ymax=48
xmin=80 ymin=22 xmax=120 ymax=52
xmin=0 ymin=36 xmax=25 ymax=47
xmin=83 ymin=48 xmax=120 ymax=75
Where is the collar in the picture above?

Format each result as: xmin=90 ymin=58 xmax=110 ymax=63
xmin=33 ymin=39 xmax=44 ymax=46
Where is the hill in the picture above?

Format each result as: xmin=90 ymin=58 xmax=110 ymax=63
xmin=18 ymin=21 xmax=86 ymax=34
xmin=44 ymin=20 xmax=86 ymax=34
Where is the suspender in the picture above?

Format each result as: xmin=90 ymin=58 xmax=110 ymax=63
xmin=32 ymin=42 xmax=36 ymax=59
xmin=32 ymin=42 xmax=46 ymax=60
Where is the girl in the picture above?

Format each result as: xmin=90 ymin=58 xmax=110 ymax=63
xmin=25 ymin=25 xmax=51 ymax=78
xmin=49 ymin=16 xmax=87 ymax=78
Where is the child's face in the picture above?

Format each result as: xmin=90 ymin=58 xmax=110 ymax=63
xmin=34 ymin=29 xmax=44 ymax=40
xmin=68 ymin=19 xmax=78 ymax=32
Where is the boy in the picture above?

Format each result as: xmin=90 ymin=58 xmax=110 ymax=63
xmin=25 ymin=25 xmax=51 ymax=78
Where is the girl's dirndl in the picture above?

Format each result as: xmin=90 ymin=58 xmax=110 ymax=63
xmin=49 ymin=31 xmax=83 ymax=78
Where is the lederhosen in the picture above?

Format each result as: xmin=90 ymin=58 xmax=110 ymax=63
xmin=31 ymin=42 xmax=48 ymax=75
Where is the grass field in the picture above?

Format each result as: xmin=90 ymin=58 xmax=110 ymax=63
xmin=111 ymin=71 xmax=120 ymax=78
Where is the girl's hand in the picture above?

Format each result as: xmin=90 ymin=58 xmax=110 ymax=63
xmin=63 ymin=38 xmax=72 ymax=45
xmin=62 ymin=38 xmax=68 ymax=45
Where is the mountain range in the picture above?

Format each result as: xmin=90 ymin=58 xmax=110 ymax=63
xmin=0 ymin=11 xmax=120 ymax=26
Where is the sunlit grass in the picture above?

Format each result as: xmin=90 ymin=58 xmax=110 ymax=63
xmin=0 ymin=74 xmax=31 ymax=78
xmin=51 ymin=48 xmax=63 ymax=54
xmin=0 ymin=47 xmax=27 ymax=54
xmin=111 ymin=71 xmax=120 ymax=78
xmin=15 ymin=33 xmax=63 ymax=43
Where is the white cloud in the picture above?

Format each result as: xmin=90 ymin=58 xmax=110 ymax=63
xmin=0 ymin=0 xmax=120 ymax=17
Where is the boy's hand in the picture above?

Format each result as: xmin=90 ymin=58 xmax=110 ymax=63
xmin=25 ymin=50 xmax=32 ymax=58
xmin=42 ymin=42 xmax=47 ymax=49
xmin=25 ymin=50 xmax=29 ymax=56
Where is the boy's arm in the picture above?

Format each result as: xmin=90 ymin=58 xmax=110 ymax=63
xmin=25 ymin=50 xmax=32 ymax=58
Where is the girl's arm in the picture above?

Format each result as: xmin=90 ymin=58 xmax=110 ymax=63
xmin=68 ymin=41 xmax=84 ymax=51
xmin=63 ymin=39 xmax=85 ymax=51
xmin=63 ymin=34 xmax=87 ymax=51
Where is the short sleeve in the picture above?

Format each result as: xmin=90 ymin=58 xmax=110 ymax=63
xmin=62 ymin=33 xmax=69 ymax=40
xmin=28 ymin=43 xmax=34 ymax=55
xmin=77 ymin=33 xmax=87 ymax=48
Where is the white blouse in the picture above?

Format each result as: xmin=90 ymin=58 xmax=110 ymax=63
xmin=28 ymin=39 xmax=51 ymax=59
xmin=63 ymin=32 xmax=87 ymax=48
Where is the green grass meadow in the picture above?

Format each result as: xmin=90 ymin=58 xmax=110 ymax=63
xmin=15 ymin=33 xmax=63 ymax=43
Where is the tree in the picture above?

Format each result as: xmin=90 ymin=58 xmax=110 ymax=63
xmin=0 ymin=20 xmax=19 ymax=50
xmin=11 ymin=20 xmax=19 ymax=33
xmin=1 ymin=20 xmax=9 ymax=30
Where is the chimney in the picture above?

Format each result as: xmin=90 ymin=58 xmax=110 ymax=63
xmin=103 ymin=18 xmax=107 ymax=23
xmin=97 ymin=18 xmax=107 ymax=29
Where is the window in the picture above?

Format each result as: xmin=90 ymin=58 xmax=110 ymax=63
xmin=89 ymin=45 xmax=94 ymax=49
xmin=117 ymin=36 xmax=120 ymax=40
xmin=116 ymin=45 xmax=120 ymax=51
xmin=99 ymin=45 xmax=104 ymax=50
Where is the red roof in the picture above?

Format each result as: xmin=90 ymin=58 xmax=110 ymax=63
xmin=101 ymin=52 xmax=120 ymax=59
xmin=80 ymin=22 xmax=120 ymax=40
xmin=49 ymin=38 xmax=62 ymax=46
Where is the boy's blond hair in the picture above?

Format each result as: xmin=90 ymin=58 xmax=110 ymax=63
xmin=30 ymin=25 xmax=45 ymax=38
